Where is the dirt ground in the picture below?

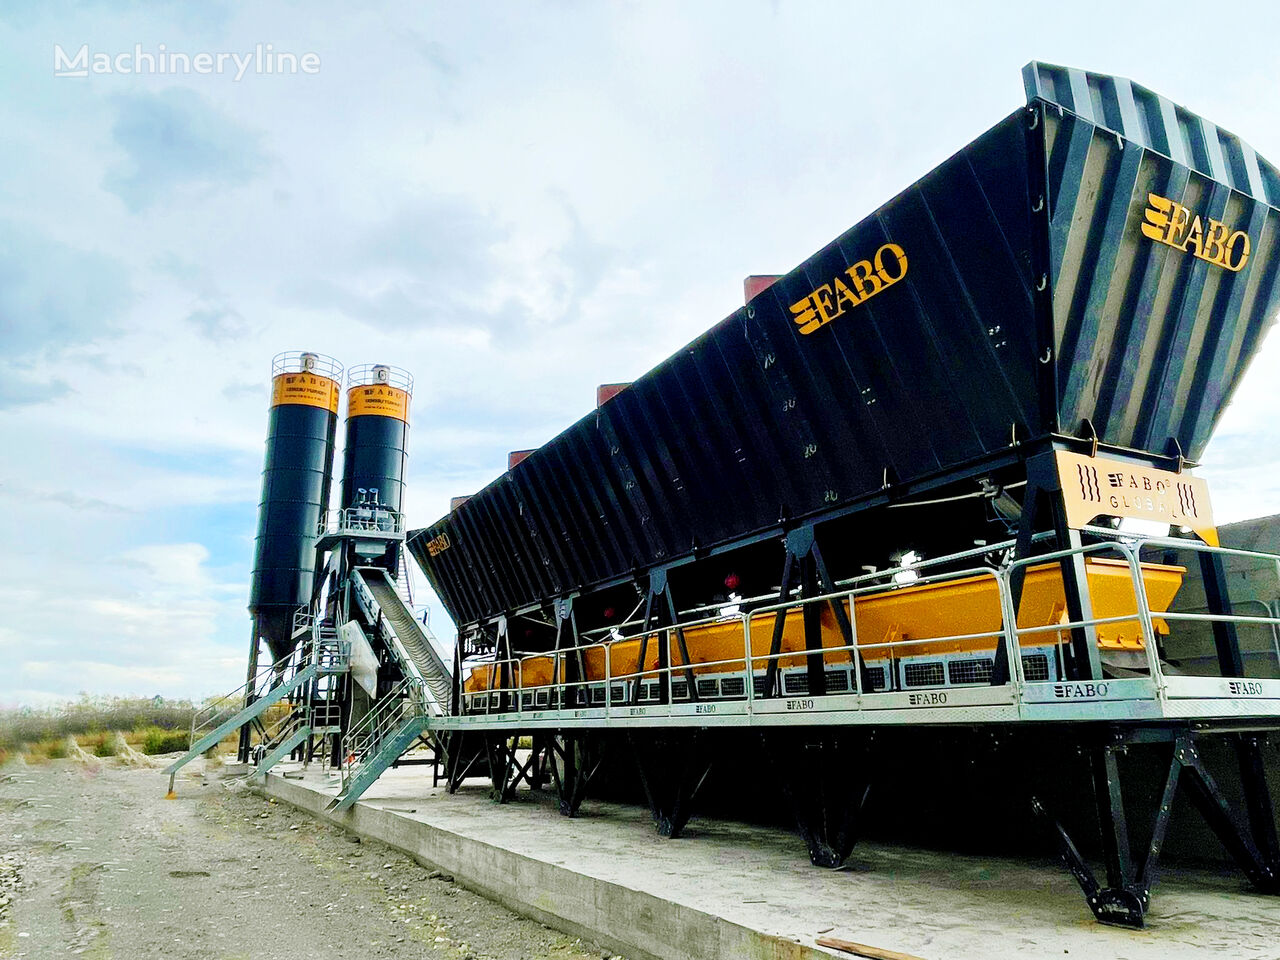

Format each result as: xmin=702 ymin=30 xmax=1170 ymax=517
xmin=0 ymin=757 xmax=620 ymax=960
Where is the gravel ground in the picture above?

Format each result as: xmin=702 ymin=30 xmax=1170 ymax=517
xmin=0 ymin=757 xmax=620 ymax=959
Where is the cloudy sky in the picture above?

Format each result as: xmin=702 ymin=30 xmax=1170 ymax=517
xmin=2 ymin=1 xmax=1279 ymax=706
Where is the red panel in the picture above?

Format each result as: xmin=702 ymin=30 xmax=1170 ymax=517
xmin=507 ymin=449 xmax=536 ymax=470
xmin=743 ymin=275 xmax=782 ymax=303
xmin=595 ymin=383 xmax=631 ymax=407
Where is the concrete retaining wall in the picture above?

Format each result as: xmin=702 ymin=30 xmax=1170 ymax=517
xmin=259 ymin=773 xmax=826 ymax=960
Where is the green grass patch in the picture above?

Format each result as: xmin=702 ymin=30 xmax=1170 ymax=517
xmin=140 ymin=726 xmax=189 ymax=755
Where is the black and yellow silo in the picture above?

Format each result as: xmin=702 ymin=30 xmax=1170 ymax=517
xmin=340 ymin=364 xmax=412 ymax=563
xmin=249 ymin=351 xmax=342 ymax=661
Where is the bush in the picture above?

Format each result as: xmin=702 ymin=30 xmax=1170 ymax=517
xmin=0 ymin=695 xmax=199 ymax=753
xmin=140 ymin=726 xmax=189 ymax=755
xmin=44 ymin=739 xmax=68 ymax=760
xmin=93 ymin=737 xmax=118 ymax=758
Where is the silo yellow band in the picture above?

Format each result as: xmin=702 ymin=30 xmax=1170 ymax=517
xmin=271 ymin=373 xmax=341 ymax=413
xmin=348 ymin=385 xmax=410 ymax=421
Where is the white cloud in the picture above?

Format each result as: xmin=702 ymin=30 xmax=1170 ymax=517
xmin=3 ymin=1 xmax=1280 ymax=703
xmin=0 ymin=541 xmax=247 ymax=706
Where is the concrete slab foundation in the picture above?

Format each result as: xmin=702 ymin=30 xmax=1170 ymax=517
xmin=257 ymin=763 xmax=1280 ymax=960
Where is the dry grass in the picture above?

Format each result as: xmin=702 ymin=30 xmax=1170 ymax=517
xmin=0 ymin=694 xmax=301 ymax=764
xmin=0 ymin=695 xmax=202 ymax=762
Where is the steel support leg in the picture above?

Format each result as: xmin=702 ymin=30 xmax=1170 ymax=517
xmin=483 ymin=734 xmax=545 ymax=803
xmin=998 ymin=458 xmax=1102 ymax=684
xmin=1178 ymin=735 xmax=1280 ymax=894
xmin=1237 ymin=733 xmax=1280 ymax=868
xmin=1036 ymin=729 xmax=1280 ymax=928
xmin=763 ymin=550 xmax=797 ymax=698
xmin=801 ymin=562 xmax=826 ymax=697
xmin=548 ymin=733 xmax=602 ymax=818
xmin=1091 ymin=742 xmax=1132 ymax=891
xmin=630 ymin=732 xmax=713 ymax=838
xmin=445 ymin=732 xmax=488 ymax=794
xmin=237 ymin=629 xmax=262 ymax=763
xmin=768 ymin=733 xmax=871 ymax=868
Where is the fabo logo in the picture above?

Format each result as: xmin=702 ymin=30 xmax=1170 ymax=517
xmin=425 ymin=532 xmax=452 ymax=557
xmin=1140 ymin=193 xmax=1251 ymax=271
xmin=789 ymin=243 xmax=908 ymax=335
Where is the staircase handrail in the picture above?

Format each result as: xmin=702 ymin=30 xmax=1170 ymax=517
xmin=189 ymin=646 xmax=301 ymax=745
xmin=259 ymin=702 xmax=309 ymax=753
xmin=395 ymin=551 xmax=415 ymax=608
xmin=190 ymin=621 xmax=349 ymax=751
xmin=348 ymin=677 xmax=425 ymax=753
xmin=291 ymin=604 xmax=316 ymax=640
xmin=341 ymin=678 xmax=427 ymax=788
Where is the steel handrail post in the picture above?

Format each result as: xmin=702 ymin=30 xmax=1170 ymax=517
xmin=997 ymin=565 xmax=1022 ymax=700
xmin=848 ymin=591 xmax=863 ymax=699
xmin=992 ymin=568 xmax=1022 ymax=691
xmin=1123 ymin=541 xmax=1166 ymax=701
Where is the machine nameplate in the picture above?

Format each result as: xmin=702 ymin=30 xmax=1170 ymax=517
xmin=1163 ymin=676 xmax=1280 ymax=700
xmin=908 ymin=691 xmax=947 ymax=706
xmin=1020 ymin=677 xmax=1156 ymax=703
xmin=1053 ymin=681 xmax=1109 ymax=699
xmin=271 ymin=373 xmax=340 ymax=412
xmin=1229 ymin=680 xmax=1267 ymax=696
xmin=1054 ymin=451 xmax=1217 ymax=545
xmin=348 ymin=384 xmax=410 ymax=421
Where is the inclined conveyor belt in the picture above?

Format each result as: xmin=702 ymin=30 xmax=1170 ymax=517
xmin=354 ymin=567 xmax=452 ymax=713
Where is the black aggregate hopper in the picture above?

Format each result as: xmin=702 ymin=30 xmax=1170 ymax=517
xmin=410 ymin=62 xmax=1280 ymax=631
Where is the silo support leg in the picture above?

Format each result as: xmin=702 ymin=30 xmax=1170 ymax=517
xmin=630 ymin=733 xmax=713 ymax=839
xmin=766 ymin=733 xmax=870 ymax=868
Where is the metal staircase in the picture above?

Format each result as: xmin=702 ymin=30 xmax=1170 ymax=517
xmin=329 ymin=678 xmax=431 ymax=811
xmin=321 ymin=569 xmax=452 ymax=812
xmin=164 ymin=624 xmax=349 ymax=796
xmin=248 ymin=691 xmax=345 ymax=781
xmin=250 ymin=718 xmax=313 ymax=779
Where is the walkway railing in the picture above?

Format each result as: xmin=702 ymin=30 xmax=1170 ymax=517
xmin=457 ymin=536 xmax=1280 ymax=722
xmin=317 ymin=506 xmax=405 ymax=539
